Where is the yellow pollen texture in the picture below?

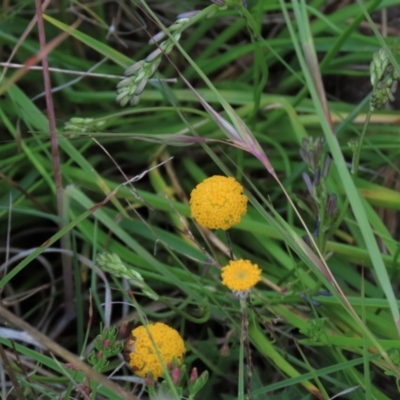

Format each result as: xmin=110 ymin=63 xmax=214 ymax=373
xmin=189 ymin=175 xmax=248 ymax=230
xmin=127 ymin=322 xmax=186 ymax=379
xmin=221 ymin=259 xmax=262 ymax=291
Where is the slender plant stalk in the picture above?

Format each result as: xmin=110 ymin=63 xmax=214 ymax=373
xmin=240 ymin=299 xmax=252 ymax=400
xmin=240 ymin=6 xmax=268 ymax=124
xmin=34 ymin=0 xmax=75 ymax=321
xmin=361 ymin=268 xmax=372 ymax=400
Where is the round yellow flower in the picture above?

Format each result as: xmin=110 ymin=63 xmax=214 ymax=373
xmin=221 ymin=259 xmax=262 ymax=291
xmin=189 ymin=175 xmax=248 ymax=230
xmin=124 ymin=322 xmax=186 ymax=379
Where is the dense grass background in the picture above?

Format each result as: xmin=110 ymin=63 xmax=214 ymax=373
xmin=1 ymin=0 xmax=400 ymax=399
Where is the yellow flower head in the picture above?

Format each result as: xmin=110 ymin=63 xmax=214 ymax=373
xmin=221 ymin=259 xmax=262 ymax=292
xmin=189 ymin=175 xmax=248 ymax=230
xmin=124 ymin=322 xmax=186 ymax=379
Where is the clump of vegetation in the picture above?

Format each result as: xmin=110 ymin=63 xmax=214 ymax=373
xmin=1 ymin=0 xmax=400 ymax=399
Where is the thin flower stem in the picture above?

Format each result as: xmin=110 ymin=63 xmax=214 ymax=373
xmin=240 ymin=6 xmax=268 ymax=124
xmin=240 ymin=299 xmax=252 ymax=400
xmin=34 ymin=0 xmax=74 ymax=319
xmin=317 ymin=213 xmax=325 ymax=253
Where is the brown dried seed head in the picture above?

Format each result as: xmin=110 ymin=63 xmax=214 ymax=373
xmin=123 ymin=335 xmax=136 ymax=363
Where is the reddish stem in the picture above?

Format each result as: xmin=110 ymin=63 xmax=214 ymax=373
xmin=34 ymin=0 xmax=74 ymax=320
